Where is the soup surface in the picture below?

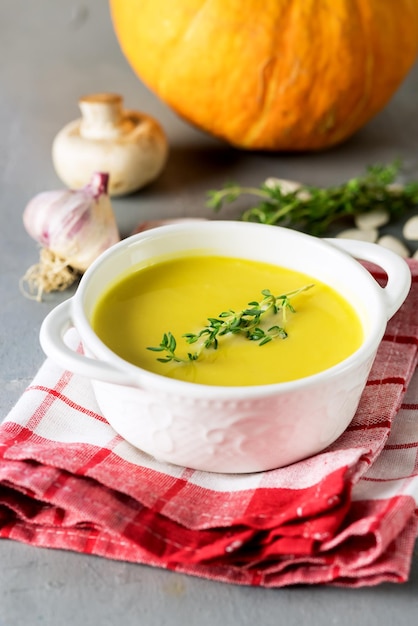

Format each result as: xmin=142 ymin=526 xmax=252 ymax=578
xmin=91 ymin=255 xmax=363 ymax=386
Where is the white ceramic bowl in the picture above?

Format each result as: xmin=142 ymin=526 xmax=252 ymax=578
xmin=40 ymin=221 xmax=411 ymax=473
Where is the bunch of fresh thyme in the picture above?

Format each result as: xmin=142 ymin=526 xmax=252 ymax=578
xmin=207 ymin=161 xmax=418 ymax=236
xmin=147 ymin=285 xmax=313 ymax=364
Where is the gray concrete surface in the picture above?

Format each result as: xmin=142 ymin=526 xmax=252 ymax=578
xmin=1 ymin=2 xmax=417 ymax=624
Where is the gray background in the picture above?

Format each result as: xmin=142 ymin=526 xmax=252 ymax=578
xmin=1 ymin=2 xmax=417 ymax=624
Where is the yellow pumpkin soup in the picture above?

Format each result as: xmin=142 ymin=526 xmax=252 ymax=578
xmin=91 ymin=255 xmax=363 ymax=386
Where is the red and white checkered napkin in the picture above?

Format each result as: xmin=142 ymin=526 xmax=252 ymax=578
xmin=1 ymin=262 xmax=418 ymax=588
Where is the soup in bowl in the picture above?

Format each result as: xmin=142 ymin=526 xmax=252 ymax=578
xmin=40 ymin=221 xmax=411 ymax=473
xmin=91 ymin=254 xmax=364 ymax=386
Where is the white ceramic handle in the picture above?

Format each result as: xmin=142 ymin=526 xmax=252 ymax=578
xmin=325 ymin=238 xmax=411 ymax=320
xmin=39 ymin=299 xmax=134 ymax=385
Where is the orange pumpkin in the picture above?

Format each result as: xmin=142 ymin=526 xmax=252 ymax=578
xmin=110 ymin=0 xmax=418 ymax=151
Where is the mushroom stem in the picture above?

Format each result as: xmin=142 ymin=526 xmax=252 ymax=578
xmin=79 ymin=93 xmax=129 ymax=139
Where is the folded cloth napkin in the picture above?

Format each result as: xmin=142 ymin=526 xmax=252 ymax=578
xmin=1 ymin=261 xmax=418 ymax=588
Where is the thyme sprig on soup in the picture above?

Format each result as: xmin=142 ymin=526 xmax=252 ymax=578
xmin=147 ymin=284 xmax=314 ymax=363
xmin=91 ymin=255 xmax=363 ymax=386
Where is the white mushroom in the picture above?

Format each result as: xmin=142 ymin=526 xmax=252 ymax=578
xmin=403 ymin=215 xmax=418 ymax=241
xmin=354 ymin=208 xmax=390 ymax=231
xmin=377 ymin=235 xmax=410 ymax=258
xmin=52 ymin=93 xmax=168 ymax=196
xmin=336 ymin=228 xmax=378 ymax=243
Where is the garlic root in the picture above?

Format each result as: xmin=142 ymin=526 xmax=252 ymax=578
xmin=20 ymin=249 xmax=80 ymax=302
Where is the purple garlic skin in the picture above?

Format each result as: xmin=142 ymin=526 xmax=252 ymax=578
xmin=23 ymin=172 xmax=120 ymax=272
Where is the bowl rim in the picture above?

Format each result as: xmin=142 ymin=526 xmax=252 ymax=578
xmin=72 ymin=220 xmax=388 ymax=398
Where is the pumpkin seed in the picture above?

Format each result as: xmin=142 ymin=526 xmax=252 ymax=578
xmin=336 ymin=228 xmax=378 ymax=243
xmin=403 ymin=215 xmax=418 ymax=241
xmin=354 ymin=208 xmax=390 ymax=231
xmin=377 ymin=235 xmax=410 ymax=258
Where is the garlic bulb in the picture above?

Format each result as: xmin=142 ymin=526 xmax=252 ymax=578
xmin=52 ymin=93 xmax=168 ymax=196
xmin=22 ymin=172 xmax=120 ymax=300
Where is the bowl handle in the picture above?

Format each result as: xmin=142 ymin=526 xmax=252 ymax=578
xmin=40 ymin=299 xmax=135 ymax=385
xmin=325 ymin=238 xmax=411 ymax=320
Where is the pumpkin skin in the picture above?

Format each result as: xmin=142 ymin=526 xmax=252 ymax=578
xmin=109 ymin=0 xmax=418 ymax=151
